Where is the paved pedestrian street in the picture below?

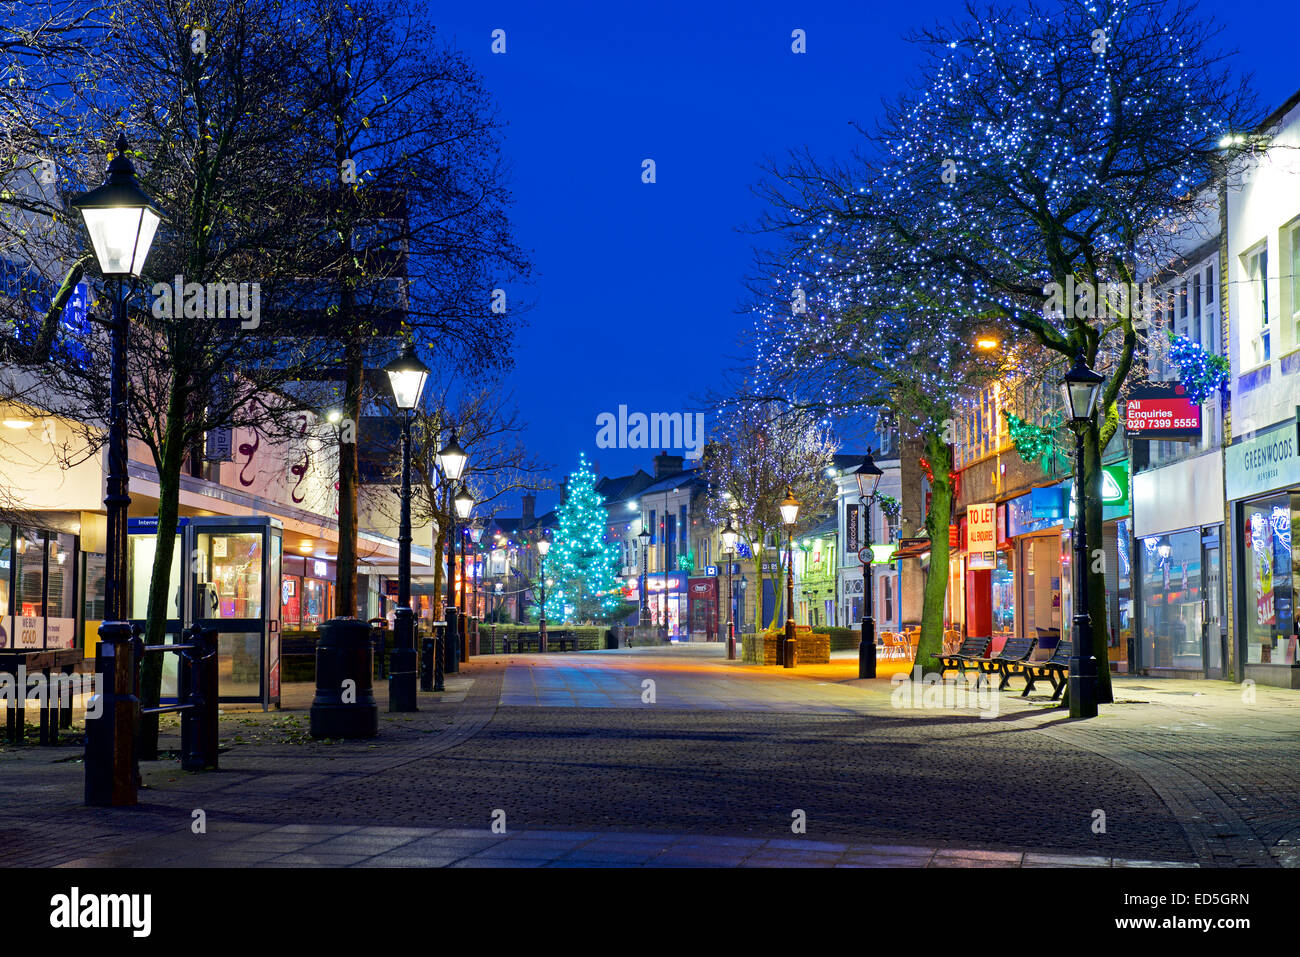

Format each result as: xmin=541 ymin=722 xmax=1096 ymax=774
xmin=3 ymin=648 xmax=1297 ymax=868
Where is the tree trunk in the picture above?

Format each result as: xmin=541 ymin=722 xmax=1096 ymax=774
xmin=334 ymin=341 xmax=361 ymax=618
xmin=138 ymin=385 xmax=188 ymax=760
xmin=432 ymin=523 xmax=445 ymax=617
xmin=916 ymin=434 xmax=952 ymax=677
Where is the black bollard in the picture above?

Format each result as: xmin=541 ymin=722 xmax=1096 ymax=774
xmin=445 ymin=607 xmax=460 ymax=675
xmin=310 ymin=618 xmax=378 ymax=739
xmin=84 ymin=622 xmax=139 ymax=807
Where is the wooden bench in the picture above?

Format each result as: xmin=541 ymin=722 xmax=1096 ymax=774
xmin=981 ymin=635 xmax=1037 ymax=690
xmin=1008 ymin=640 xmax=1072 ymax=698
xmin=551 ymin=632 xmax=578 ymax=652
xmin=502 ymin=632 xmax=541 ymax=653
xmin=932 ymin=636 xmax=991 ymax=679
xmin=1 ymin=648 xmax=85 ymax=746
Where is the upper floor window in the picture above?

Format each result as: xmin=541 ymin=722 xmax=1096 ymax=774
xmin=1287 ymin=219 xmax=1300 ymax=344
xmin=1243 ymin=244 xmax=1270 ymax=366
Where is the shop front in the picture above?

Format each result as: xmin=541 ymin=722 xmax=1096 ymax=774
xmin=686 ymin=576 xmax=718 ymax=640
xmin=1226 ymin=419 xmax=1300 ymax=687
xmin=645 ymin=571 xmax=687 ymax=637
xmin=1006 ymin=488 xmax=1066 ymax=654
xmin=0 ymin=523 xmax=80 ymax=651
xmin=1133 ymin=450 xmax=1225 ymax=677
xmin=282 ymin=554 xmax=337 ymax=632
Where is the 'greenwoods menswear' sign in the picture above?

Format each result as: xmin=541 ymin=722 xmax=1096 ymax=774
xmin=1226 ymin=419 xmax=1300 ymax=501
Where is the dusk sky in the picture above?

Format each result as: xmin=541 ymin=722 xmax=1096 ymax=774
xmin=433 ymin=0 xmax=1296 ymax=512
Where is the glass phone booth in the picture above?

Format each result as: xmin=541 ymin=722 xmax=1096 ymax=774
xmin=126 ymin=515 xmax=283 ymax=710
xmin=191 ymin=516 xmax=283 ymax=710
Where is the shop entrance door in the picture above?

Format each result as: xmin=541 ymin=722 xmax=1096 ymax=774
xmin=1203 ymin=538 xmax=1225 ymax=678
xmin=189 ymin=517 xmax=282 ymax=710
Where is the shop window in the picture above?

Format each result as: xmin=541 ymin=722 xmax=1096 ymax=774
xmin=46 ymin=533 xmax=77 ymax=649
xmin=1021 ymin=536 xmax=1062 ymax=646
xmin=282 ymin=575 xmax=302 ymax=630
xmin=0 ymin=526 xmax=10 ymax=646
xmin=302 ymin=578 xmax=327 ymax=628
xmin=992 ymin=550 xmax=1014 ymax=638
xmin=1243 ymin=498 xmax=1296 ymax=664
xmin=1140 ymin=530 xmax=1203 ymax=670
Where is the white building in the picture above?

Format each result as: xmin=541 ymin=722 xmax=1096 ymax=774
xmin=1223 ymin=89 xmax=1300 ymax=687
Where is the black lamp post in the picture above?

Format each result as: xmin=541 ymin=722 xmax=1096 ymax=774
xmin=74 ymin=133 xmax=161 ymax=807
xmin=469 ymin=520 xmax=484 ymax=623
xmin=435 ymin=430 xmax=469 ymax=689
xmin=779 ymin=487 xmax=801 ymax=669
xmin=383 ymin=342 xmax=430 ymax=712
xmin=1063 ymin=349 xmax=1105 ymax=719
xmin=452 ymin=485 xmax=474 ymax=669
xmin=638 ymin=526 xmax=651 ymax=625
xmin=536 ymin=538 xmax=550 ymax=651
xmin=855 ymin=450 xmax=884 ymax=679
xmin=721 ymin=516 xmax=738 ymax=660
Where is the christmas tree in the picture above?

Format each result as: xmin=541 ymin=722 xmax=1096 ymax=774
xmin=544 ymin=455 xmax=625 ymax=623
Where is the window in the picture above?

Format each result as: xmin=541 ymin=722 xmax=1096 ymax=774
xmin=1244 ymin=245 xmax=1270 ymax=364
xmin=1179 ymin=282 xmax=1188 ymax=319
xmin=1289 ymin=222 xmax=1300 ymax=340
xmin=1192 ymin=273 xmax=1201 ymax=323
xmin=1206 ymin=263 xmax=1215 ymax=304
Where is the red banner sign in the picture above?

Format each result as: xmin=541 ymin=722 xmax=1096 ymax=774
xmin=1125 ymin=385 xmax=1201 ymax=439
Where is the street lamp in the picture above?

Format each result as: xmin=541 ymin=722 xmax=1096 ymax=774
xmin=638 ymin=526 xmax=651 ymax=626
xmin=435 ymin=430 xmax=471 ymax=688
xmin=537 ymin=538 xmax=550 ymax=652
xmin=855 ymin=449 xmax=884 ymax=679
xmin=720 ymin=516 xmax=738 ymax=660
xmin=383 ymin=342 xmax=430 ymax=712
xmin=74 ymin=132 xmax=162 ymax=807
xmin=72 ymin=133 xmax=161 ymax=628
xmin=780 ymin=486 xmax=800 ymax=669
xmin=1062 ymin=349 xmax=1105 ymax=719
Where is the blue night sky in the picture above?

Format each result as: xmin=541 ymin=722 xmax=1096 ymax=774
xmin=432 ymin=0 xmax=1296 ymax=511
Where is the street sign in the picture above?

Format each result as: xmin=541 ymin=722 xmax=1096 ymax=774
xmin=858 ymin=546 xmax=872 ymax=565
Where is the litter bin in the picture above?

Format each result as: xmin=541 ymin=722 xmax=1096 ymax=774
xmin=310 ymin=618 xmax=378 ymax=738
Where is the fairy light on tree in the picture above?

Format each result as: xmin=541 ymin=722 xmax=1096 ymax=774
xmin=543 ymin=454 xmax=625 ymax=624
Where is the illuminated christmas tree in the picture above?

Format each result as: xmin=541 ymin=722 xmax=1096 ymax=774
xmin=544 ymin=455 xmax=625 ymax=623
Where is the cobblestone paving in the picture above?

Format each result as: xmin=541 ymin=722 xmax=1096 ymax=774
xmin=4 ymin=651 xmax=1299 ymax=867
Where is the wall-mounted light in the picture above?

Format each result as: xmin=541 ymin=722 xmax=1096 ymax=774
xmin=3 ymin=419 xmax=34 ymax=429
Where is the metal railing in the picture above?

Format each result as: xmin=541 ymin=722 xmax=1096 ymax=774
xmin=85 ymin=623 xmax=219 ymax=807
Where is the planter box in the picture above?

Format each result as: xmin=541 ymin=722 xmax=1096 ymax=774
xmin=742 ymin=628 xmax=830 ymax=665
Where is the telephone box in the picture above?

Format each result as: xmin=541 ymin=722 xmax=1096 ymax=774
xmin=127 ymin=515 xmax=283 ymax=710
